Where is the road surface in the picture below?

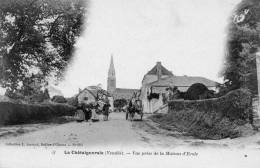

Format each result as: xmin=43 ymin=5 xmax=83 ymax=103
xmin=0 ymin=112 xmax=260 ymax=149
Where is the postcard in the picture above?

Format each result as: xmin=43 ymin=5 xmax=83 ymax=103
xmin=0 ymin=0 xmax=260 ymax=167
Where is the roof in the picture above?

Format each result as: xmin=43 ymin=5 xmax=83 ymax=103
xmin=113 ymin=88 xmax=140 ymax=100
xmin=146 ymin=62 xmax=173 ymax=76
xmin=148 ymin=75 xmax=217 ymax=87
xmin=116 ymin=88 xmax=140 ymax=92
xmin=78 ymin=86 xmax=111 ymax=100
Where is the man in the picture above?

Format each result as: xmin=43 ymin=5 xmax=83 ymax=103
xmin=84 ymin=103 xmax=92 ymax=121
xmin=103 ymin=99 xmax=111 ymax=121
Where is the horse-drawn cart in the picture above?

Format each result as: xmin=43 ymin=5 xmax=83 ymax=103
xmin=126 ymin=93 xmax=143 ymax=121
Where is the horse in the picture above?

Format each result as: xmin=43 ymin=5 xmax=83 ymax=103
xmin=126 ymin=93 xmax=143 ymax=121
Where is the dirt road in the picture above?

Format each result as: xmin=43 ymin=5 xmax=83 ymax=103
xmin=0 ymin=112 xmax=260 ymax=149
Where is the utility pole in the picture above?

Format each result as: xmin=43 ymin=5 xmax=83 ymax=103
xmin=255 ymin=51 xmax=260 ymax=119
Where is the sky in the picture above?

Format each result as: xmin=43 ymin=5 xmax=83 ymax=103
xmin=56 ymin=0 xmax=241 ymax=97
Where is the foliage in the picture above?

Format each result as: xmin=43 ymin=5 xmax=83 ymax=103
xmin=113 ymin=99 xmax=128 ymax=108
xmin=168 ymin=89 xmax=252 ymax=121
xmin=185 ymin=83 xmax=209 ymax=100
xmin=4 ymin=85 xmax=50 ymax=103
xmin=51 ymin=95 xmax=67 ymax=103
xmin=0 ymin=0 xmax=86 ymax=95
xmin=151 ymin=89 xmax=253 ymax=139
xmin=66 ymin=96 xmax=78 ymax=107
xmin=0 ymin=101 xmax=75 ymax=125
xmin=221 ymin=0 xmax=260 ymax=94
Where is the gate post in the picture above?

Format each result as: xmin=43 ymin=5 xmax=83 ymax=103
xmin=255 ymin=51 xmax=260 ymax=119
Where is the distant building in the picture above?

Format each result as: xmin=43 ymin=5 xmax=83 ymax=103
xmin=107 ymin=56 xmax=139 ymax=100
xmin=141 ymin=62 xmax=218 ymax=113
xmin=77 ymin=85 xmax=114 ymax=110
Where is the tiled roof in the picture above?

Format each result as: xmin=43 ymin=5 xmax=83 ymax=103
xmin=78 ymin=86 xmax=111 ymax=100
xmin=113 ymin=88 xmax=140 ymax=100
xmin=148 ymin=76 xmax=217 ymax=87
xmin=116 ymin=88 xmax=140 ymax=92
xmin=146 ymin=63 xmax=173 ymax=76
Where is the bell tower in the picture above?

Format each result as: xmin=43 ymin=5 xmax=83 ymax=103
xmin=107 ymin=55 xmax=116 ymax=94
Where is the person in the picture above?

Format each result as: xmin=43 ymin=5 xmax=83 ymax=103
xmin=102 ymin=99 xmax=111 ymax=121
xmin=75 ymin=103 xmax=85 ymax=122
xmin=82 ymin=103 xmax=92 ymax=121
xmin=91 ymin=102 xmax=100 ymax=122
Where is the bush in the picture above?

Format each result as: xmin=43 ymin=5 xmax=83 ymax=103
xmin=51 ymin=95 xmax=67 ymax=103
xmin=0 ymin=102 xmax=76 ymax=125
xmin=114 ymin=99 xmax=128 ymax=108
xmin=66 ymin=96 xmax=78 ymax=107
xmin=185 ymin=83 xmax=209 ymax=100
xmin=5 ymin=88 xmax=50 ymax=103
xmin=168 ymin=89 xmax=252 ymax=121
xmin=151 ymin=89 xmax=253 ymax=139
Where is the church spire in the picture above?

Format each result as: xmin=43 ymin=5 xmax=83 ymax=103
xmin=108 ymin=55 xmax=115 ymax=77
xmin=107 ymin=55 xmax=116 ymax=94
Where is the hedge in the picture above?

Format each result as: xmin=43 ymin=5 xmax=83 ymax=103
xmin=150 ymin=89 xmax=253 ymax=139
xmin=0 ymin=102 xmax=76 ymax=125
xmin=168 ymin=89 xmax=252 ymax=121
xmin=51 ymin=95 xmax=67 ymax=103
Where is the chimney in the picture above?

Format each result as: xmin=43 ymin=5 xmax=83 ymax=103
xmin=156 ymin=61 xmax=162 ymax=81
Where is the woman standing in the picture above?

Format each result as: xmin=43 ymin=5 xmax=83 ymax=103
xmin=75 ymin=103 xmax=85 ymax=122
xmin=91 ymin=102 xmax=100 ymax=122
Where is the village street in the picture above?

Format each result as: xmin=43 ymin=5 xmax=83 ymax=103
xmin=1 ymin=112 xmax=260 ymax=149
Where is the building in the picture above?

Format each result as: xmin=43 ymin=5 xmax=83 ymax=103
xmin=77 ymin=85 xmax=114 ymax=110
xmin=141 ymin=62 xmax=218 ymax=113
xmin=107 ymin=56 xmax=139 ymax=100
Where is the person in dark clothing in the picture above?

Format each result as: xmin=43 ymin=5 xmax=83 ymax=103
xmin=84 ymin=103 xmax=92 ymax=121
xmin=103 ymin=100 xmax=111 ymax=121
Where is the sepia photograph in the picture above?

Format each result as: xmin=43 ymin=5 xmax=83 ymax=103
xmin=0 ymin=0 xmax=260 ymax=167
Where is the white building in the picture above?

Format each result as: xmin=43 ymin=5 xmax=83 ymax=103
xmin=140 ymin=62 xmax=218 ymax=113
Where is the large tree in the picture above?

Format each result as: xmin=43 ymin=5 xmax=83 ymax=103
xmin=0 ymin=0 xmax=86 ymax=97
xmin=221 ymin=0 xmax=260 ymax=95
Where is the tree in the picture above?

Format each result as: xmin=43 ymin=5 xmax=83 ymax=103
xmin=0 ymin=0 xmax=86 ymax=97
xmin=221 ymin=0 xmax=260 ymax=95
xmin=114 ymin=99 xmax=128 ymax=109
xmin=51 ymin=95 xmax=67 ymax=103
xmin=185 ymin=83 xmax=209 ymax=100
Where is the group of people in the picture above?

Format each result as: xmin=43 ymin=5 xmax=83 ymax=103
xmin=75 ymin=99 xmax=111 ymax=122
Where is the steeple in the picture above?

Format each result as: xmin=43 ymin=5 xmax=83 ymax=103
xmin=107 ymin=55 xmax=116 ymax=94
xmin=108 ymin=55 xmax=116 ymax=78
